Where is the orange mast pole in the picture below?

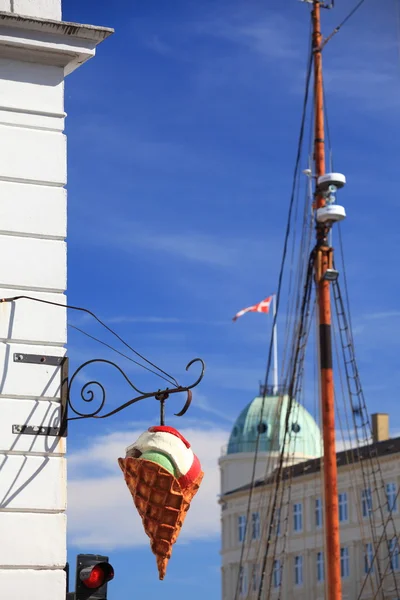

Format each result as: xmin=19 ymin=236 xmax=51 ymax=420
xmin=312 ymin=2 xmax=342 ymax=599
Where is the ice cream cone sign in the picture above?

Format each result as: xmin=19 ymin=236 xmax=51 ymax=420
xmin=118 ymin=425 xmax=204 ymax=580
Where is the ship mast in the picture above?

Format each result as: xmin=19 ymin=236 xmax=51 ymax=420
xmin=312 ymin=1 xmax=342 ymax=599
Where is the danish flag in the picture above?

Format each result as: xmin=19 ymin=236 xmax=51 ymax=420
xmin=232 ymin=296 xmax=273 ymax=322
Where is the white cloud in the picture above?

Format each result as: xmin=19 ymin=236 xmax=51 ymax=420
xmin=81 ymin=216 xmax=281 ymax=273
xmin=335 ymin=431 xmax=369 ymax=453
xmin=68 ymin=427 xmax=229 ymax=550
xmin=104 ymin=316 xmax=228 ymax=326
xmin=143 ymin=34 xmax=173 ymax=57
xmin=193 ymin=392 xmax=235 ymax=423
xmin=105 ymin=316 xmax=185 ymax=325
xmin=197 ymin=9 xmax=298 ymax=62
xmin=323 ymin=66 xmax=399 ymax=110
xmin=364 ymin=311 xmax=400 ymax=321
xmin=114 ymin=227 xmax=267 ymax=269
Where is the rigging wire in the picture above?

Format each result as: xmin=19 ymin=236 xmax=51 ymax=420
xmin=336 ymin=227 xmax=400 ymax=552
xmin=332 ymin=279 xmax=400 ymax=598
xmin=273 ymin=301 xmax=317 ymax=598
xmin=244 ymin=290 xmax=315 ymax=598
xmin=332 ymin=310 xmax=382 ymax=596
xmin=321 ymin=0 xmax=369 ymax=50
xmin=242 ymin=406 xmax=287 ymax=596
xmin=243 ymin=418 xmax=286 ymax=599
xmin=249 ymin=396 xmax=302 ymax=598
xmin=274 ymin=336 xmax=315 ymax=600
xmin=263 ymin=49 xmax=317 ymax=592
xmin=68 ymin=324 xmax=177 ymax=386
xmin=242 ymin=24 xmax=316 ymax=595
xmin=248 ymin=296 xmax=316 ymax=599
xmin=232 ymin=21 xmax=314 ymax=600
xmin=282 ymin=13 xmax=314 ymax=380
xmin=322 ymin=76 xmax=334 ymax=172
xmin=371 ymin=500 xmax=400 ymax=598
xmin=333 ymin=284 xmax=385 ymax=594
xmin=0 ymin=295 xmax=179 ymax=387
xmin=257 ymin=253 xmax=315 ymax=599
xmin=259 ymin=260 xmax=314 ymax=598
xmin=258 ymin=125 xmax=315 ymax=599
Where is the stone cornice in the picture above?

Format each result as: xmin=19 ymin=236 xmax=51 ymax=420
xmin=0 ymin=12 xmax=113 ymax=74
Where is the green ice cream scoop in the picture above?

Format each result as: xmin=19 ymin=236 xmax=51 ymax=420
xmin=141 ymin=450 xmax=177 ymax=477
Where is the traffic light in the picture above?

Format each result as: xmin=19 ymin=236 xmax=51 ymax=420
xmin=74 ymin=554 xmax=114 ymax=600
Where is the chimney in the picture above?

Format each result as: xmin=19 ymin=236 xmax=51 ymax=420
xmin=371 ymin=413 xmax=389 ymax=443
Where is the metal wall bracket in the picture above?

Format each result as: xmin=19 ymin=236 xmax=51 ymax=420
xmin=12 ymin=425 xmax=60 ymax=436
xmin=13 ymin=353 xmax=63 ymax=366
xmin=12 ymin=355 xmax=69 ymax=439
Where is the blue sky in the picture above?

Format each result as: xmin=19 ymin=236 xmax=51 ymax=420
xmin=62 ymin=1 xmax=400 ymax=598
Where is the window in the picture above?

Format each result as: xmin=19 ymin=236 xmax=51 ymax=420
xmin=340 ymin=547 xmax=350 ymax=578
xmin=364 ymin=543 xmax=374 ymax=574
xmin=257 ymin=422 xmax=268 ymax=434
xmin=387 ymin=483 xmax=398 ymax=513
xmin=273 ymin=560 xmax=281 ymax=588
xmin=315 ymin=497 xmax=322 ymax=528
xmin=389 ymin=538 xmax=400 ymax=571
xmin=338 ymin=493 xmax=348 ymax=523
xmin=293 ymin=503 xmax=303 ymax=532
xmin=294 ymin=555 xmax=303 ymax=586
xmin=252 ymin=512 xmax=260 ymax=540
xmin=251 ymin=564 xmax=259 ymax=592
xmin=317 ymin=551 xmax=324 ymax=582
xmin=238 ymin=515 xmax=247 ymax=542
xmin=239 ymin=566 xmax=248 ymax=596
xmin=362 ymin=488 xmax=372 ymax=518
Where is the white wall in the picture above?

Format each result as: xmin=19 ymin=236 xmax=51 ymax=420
xmin=0 ymin=0 xmax=61 ymax=20
xmin=0 ymin=44 xmax=67 ymax=597
xmin=0 ymin=5 xmax=111 ymax=599
xmin=219 ymin=453 xmax=272 ymax=496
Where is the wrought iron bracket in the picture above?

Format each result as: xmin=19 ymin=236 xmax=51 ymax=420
xmin=12 ymin=352 xmax=205 ymax=438
xmin=66 ymin=357 xmax=205 ymax=427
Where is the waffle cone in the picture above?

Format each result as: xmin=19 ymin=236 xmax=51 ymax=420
xmin=118 ymin=457 xmax=203 ymax=580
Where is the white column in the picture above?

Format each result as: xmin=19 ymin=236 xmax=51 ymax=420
xmin=0 ymin=5 xmax=112 ymax=600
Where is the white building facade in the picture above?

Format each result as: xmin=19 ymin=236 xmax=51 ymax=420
xmin=220 ymin=396 xmax=400 ymax=600
xmin=0 ymin=2 xmax=111 ymax=599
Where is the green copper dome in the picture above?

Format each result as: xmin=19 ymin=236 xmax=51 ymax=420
xmin=227 ymin=394 xmax=322 ymax=457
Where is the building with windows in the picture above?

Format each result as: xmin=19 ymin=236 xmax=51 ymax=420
xmin=219 ymin=393 xmax=400 ymax=599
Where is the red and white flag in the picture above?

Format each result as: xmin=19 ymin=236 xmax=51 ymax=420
xmin=233 ymin=296 xmax=273 ymax=322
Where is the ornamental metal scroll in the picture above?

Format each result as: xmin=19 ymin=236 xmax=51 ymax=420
xmin=66 ymin=357 xmax=205 ymax=426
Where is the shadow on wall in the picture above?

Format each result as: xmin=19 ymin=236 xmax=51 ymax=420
xmin=0 ymin=55 xmax=64 ymax=87
xmin=0 ymin=300 xmax=64 ymax=508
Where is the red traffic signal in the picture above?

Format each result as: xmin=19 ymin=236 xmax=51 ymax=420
xmin=75 ymin=554 xmax=114 ymax=600
xmin=80 ymin=562 xmax=114 ymax=589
